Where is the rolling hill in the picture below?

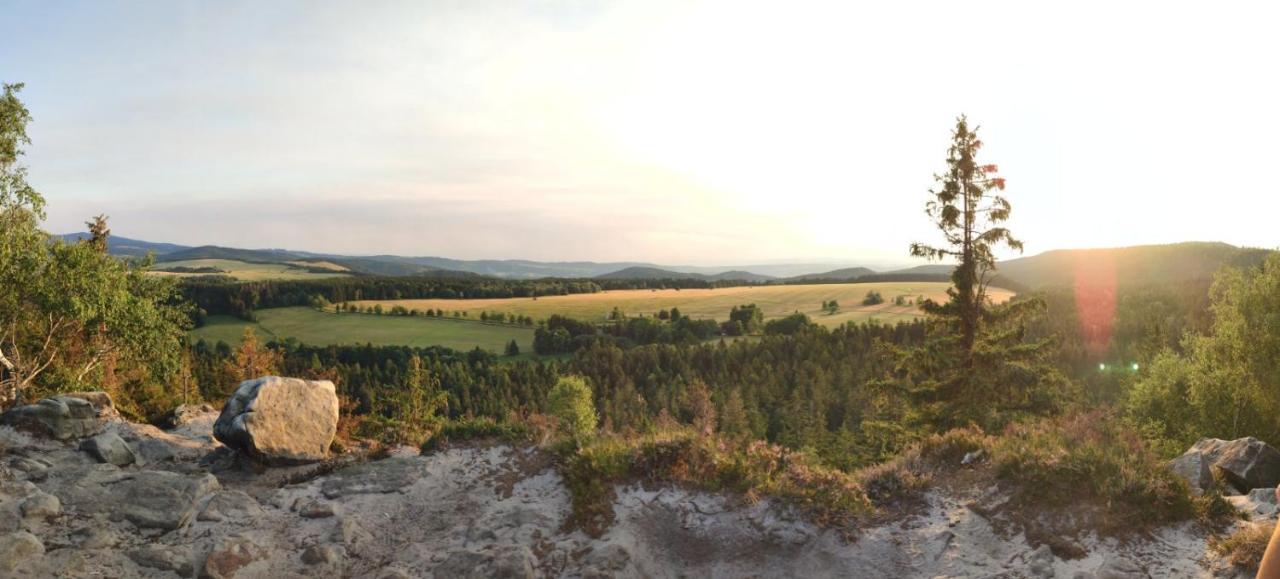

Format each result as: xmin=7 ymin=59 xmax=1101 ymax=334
xmin=788 ymin=266 xmax=877 ymax=281
xmin=595 ymin=266 xmax=775 ymax=282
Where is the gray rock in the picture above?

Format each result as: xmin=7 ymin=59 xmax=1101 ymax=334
xmin=1250 ymin=488 xmax=1279 ymax=504
xmin=298 ymin=499 xmax=336 ymax=519
xmin=320 ymin=456 xmax=423 ymax=498
xmin=1211 ymin=437 xmax=1280 ymax=493
xmin=1169 ymin=450 xmax=1215 ymax=493
xmin=0 ymin=396 xmax=106 ymax=440
xmin=74 ymin=527 xmax=119 ymax=549
xmin=60 ymin=391 xmax=119 ymax=419
xmin=61 ymin=469 xmax=221 ymax=530
xmin=129 ymin=544 xmax=194 ymax=576
xmin=198 ymin=490 xmax=265 ymax=524
xmin=80 ymin=432 xmax=137 ymax=466
xmin=435 ymin=545 xmax=536 ymax=579
xmin=0 ymin=531 xmax=45 ymax=573
xmin=301 ymin=543 xmax=344 ymax=565
xmin=334 ymin=517 xmax=373 ymax=549
xmin=20 ymin=491 xmax=61 ymax=519
xmin=1093 ymin=555 xmax=1148 ymax=579
xmin=213 ymin=376 xmax=339 ymax=464
xmin=201 ymin=535 xmax=265 ymax=579
xmin=162 ymin=403 xmax=216 ymax=429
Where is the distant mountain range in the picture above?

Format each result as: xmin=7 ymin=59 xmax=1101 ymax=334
xmin=57 ymin=233 xmax=1272 ymax=290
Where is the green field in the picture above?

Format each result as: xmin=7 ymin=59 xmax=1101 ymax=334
xmin=150 ymin=259 xmax=350 ymax=281
xmin=191 ymin=307 xmax=533 ymax=353
xmin=353 ymin=281 xmax=1010 ymax=328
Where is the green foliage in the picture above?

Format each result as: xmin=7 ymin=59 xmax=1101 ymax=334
xmin=559 ymin=429 xmax=873 ymax=535
xmin=861 ymin=291 xmax=884 ymax=306
xmin=548 ymin=375 xmax=598 ymax=440
xmin=763 ymin=312 xmax=814 ymax=335
xmin=1127 ymin=254 xmax=1280 ymax=447
xmin=0 ymin=85 xmax=189 ymax=412
xmin=991 ymin=412 xmax=1205 ymax=531
xmin=357 ymin=354 xmax=448 ymax=446
xmin=420 ymin=417 xmax=530 ymax=453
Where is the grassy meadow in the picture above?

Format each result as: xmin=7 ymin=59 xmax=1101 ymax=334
xmin=150 ymin=259 xmax=350 ymax=281
xmin=191 ymin=307 xmax=533 ymax=353
xmin=352 ymin=281 xmax=1011 ymax=328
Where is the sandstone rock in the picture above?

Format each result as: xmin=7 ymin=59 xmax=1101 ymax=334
xmin=334 ymin=517 xmax=373 ymax=549
xmin=301 ymin=543 xmax=344 ymax=565
xmin=213 ymin=376 xmax=338 ymax=464
xmin=1169 ymin=450 xmax=1215 ymax=493
xmin=1213 ymin=438 xmax=1280 ymax=493
xmin=201 ymin=535 xmax=265 ymax=579
xmin=1250 ymin=488 xmax=1278 ymax=504
xmin=74 ymin=527 xmax=119 ymax=549
xmin=376 ymin=568 xmax=414 ymax=579
xmin=1092 ymin=555 xmax=1148 ymax=579
xmin=198 ymin=490 xmax=265 ymax=524
xmin=320 ymin=456 xmax=423 ymax=498
xmin=60 ymin=391 xmax=119 ymax=419
xmin=80 ymin=432 xmax=137 ymax=466
xmin=129 ymin=544 xmax=194 ymax=576
xmin=298 ymin=499 xmax=336 ymax=519
xmin=162 ymin=403 xmax=217 ymax=429
xmin=60 ymin=469 xmax=221 ymax=530
xmin=436 ymin=545 xmax=536 ymax=579
xmin=0 ymin=531 xmax=45 ymax=573
xmin=20 ymin=491 xmax=61 ymax=519
xmin=0 ymin=396 xmax=106 ymax=440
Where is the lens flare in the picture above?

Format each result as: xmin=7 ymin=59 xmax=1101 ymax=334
xmin=1074 ymin=253 xmax=1117 ymax=358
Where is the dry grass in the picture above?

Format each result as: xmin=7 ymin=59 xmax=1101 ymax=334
xmin=350 ymin=281 xmax=1013 ymax=328
xmin=149 ymin=259 xmax=349 ymax=281
xmin=1211 ymin=522 xmax=1275 ymax=572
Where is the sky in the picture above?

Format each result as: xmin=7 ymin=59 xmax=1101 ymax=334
xmin=2 ymin=1 xmax=1278 ymax=267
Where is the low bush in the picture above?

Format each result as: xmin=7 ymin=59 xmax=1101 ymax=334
xmin=1210 ymin=522 xmax=1275 ymax=572
xmin=559 ymin=428 xmax=872 ymax=535
xmin=991 ymin=411 xmax=1203 ymax=530
xmin=420 ymin=417 xmax=530 ymax=453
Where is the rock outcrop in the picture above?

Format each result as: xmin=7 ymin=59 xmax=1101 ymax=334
xmin=213 ymin=376 xmax=338 ymax=464
xmin=0 ymin=395 xmax=108 ymax=440
xmin=80 ymin=432 xmax=137 ymax=466
xmin=1172 ymin=437 xmax=1280 ymax=494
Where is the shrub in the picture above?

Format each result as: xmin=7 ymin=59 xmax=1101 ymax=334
xmin=1210 ymin=522 xmax=1275 ymax=572
xmin=992 ymin=412 xmax=1198 ymax=531
xmin=559 ymin=429 xmax=872 ymax=535
xmin=548 ymin=376 xmax=598 ymax=440
xmin=420 ymin=417 xmax=530 ymax=453
xmin=862 ymin=290 xmax=884 ymax=306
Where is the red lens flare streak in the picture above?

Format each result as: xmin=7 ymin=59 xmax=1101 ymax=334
xmin=1073 ymin=254 xmax=1117 ymax=358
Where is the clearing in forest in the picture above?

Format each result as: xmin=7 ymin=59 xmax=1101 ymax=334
xmin=190 ymin=307 xmax=533 ymax=352
xmin=351 ymin=281 xmax=1014 ymax=328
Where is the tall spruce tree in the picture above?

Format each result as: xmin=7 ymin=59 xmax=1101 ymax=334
xmin=903 ymin=116 xmax=1064 ymax=428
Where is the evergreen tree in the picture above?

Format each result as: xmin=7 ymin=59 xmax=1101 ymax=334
xmin=903 ymin=116 xmax=1063 ymax=428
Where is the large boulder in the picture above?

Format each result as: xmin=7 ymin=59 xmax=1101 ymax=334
xmin=1213 ymin=437 xmax=1280 ymax=493
xmin=0 ymin=395 xmax=108 ymax=440
xmin=1168 ymin=450 xmax=1214 ymax=494
xmin=1171 ymin=437 xmax=1280 ymax=494
xmin=213 ymin=376 xmax=338 ymax=464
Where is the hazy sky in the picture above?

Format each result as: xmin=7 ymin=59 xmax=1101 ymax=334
xmin=2 ymin=1 xmax=1277 ymax=266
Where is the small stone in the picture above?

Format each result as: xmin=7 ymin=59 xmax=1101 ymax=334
xmin=201 ymin=535 xmax=264 ymax=579
xmin=299 ymin=499 xmax=336 ymax=519
xmin=80 ymin=432 xmax=137 ymax=466
xmin=302 ymin=543 xmax=344 ymax=565
xmin=1249 ymin=488 xmax=1278 ymax=504
xmin=20 ymin=491 xmax=61 ymax=519
xmin=75 ymin=527 xmax=119 ymax=549
xmin=0 ymin=531 xmax=45 ymax=573
xmin=129 ymin=544 xmax=194 ymax=576
xmin=335 ymin=517 xmax=373 ymax=549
